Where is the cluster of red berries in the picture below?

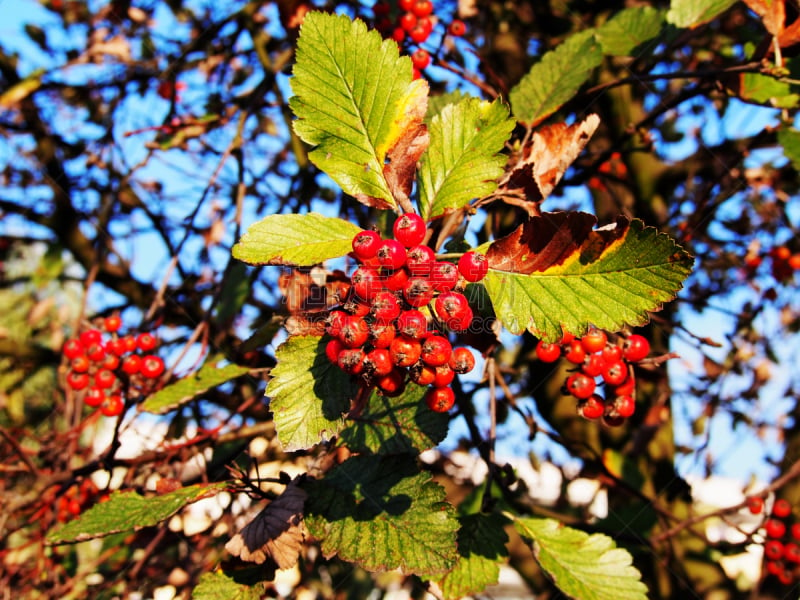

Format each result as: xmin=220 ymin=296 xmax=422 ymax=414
xmin=325 ymin=213 xmax=487 ymax=412
xmin=62 ymin=316 xmax=165 ymax=417
xmin=747 ymin=496 xmax=800 ymax=585
xmin=744 ymin=244 xmax=800 ymax=282
xmin=534 ymin=329 xmax=651 ymax=425
xmin=372 ymin=0 xmax=466 ymax=78
xmin=51 ymin=480 xmax=100 ymax=523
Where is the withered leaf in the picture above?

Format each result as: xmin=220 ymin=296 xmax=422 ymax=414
xmin=744 ymin=0 xmax=785 ymax=37
xmin=384 ymin=81 xmax=430 ymax=207
xmin=486 ymin=212 xmax=628 ymax=275
xmin=225 ymin=480 xmax=308 ymax=570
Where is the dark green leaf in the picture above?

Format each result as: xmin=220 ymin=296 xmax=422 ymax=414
xmin=596 ymin=7 xmax=664 ymax=56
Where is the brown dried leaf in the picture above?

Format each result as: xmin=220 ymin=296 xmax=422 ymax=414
xmin=383 ymin=81 xmax=429 ymax=208
xmin=225 ymin=480 xmax=308 ymax=570
xmin=502 ymin=114 xmax=599 ymax=204
xmin=744 ymin=0 xmax=785 ymax=37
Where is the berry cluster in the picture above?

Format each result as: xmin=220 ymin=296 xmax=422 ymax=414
xmin=326 ymin=213 xmax=486 ymax=412
xmin=372 ymin=0 xmax=466 ymax=78
xmin=62 ymin=316 xmax=165 ymax=417
xmin=747 ymin=497 xmax=800 ymax=585
xmin=535 ymin=329 xmax=651 ymax=425
xmin=53 ymin=480 xmax=99 ymax=523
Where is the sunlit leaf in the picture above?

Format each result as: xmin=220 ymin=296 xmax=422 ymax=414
xmin=290 ymin=12 xmax=427 ymax=209
xmin=595 ymin=7 xmax=665 ymax=56
xmin=513 ymin=516 xmax=648 ymax=600
xmin=736 ymin=72 xmax=799 ymax=109
xmin=509 ymin=33 xmax=602 ymax=126
xmin=192 ymin=572 xmax=266 ymax=600
xmin=265 ymin=335 xmax=356 ymax=451
xmin=233 ymin=213 xmax=362 ymax=266
xmin=666 ymin=0 xmax=737 ymax=28
xmin=482 ymin=213 xmax=693 ymax=342
xmin=304 ymin=454 xmax=459 ymax=575
xmin=418 ymin=97 xmax=515 ymax=220
xmin=778 ymin=126 xmax=800 ymax=170
xmin=46 ymin=483 xmax=228 ymax=544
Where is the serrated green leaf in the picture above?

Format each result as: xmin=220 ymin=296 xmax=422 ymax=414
xmin=513 ymin=517 xmax=648 ymax=600
xmin=290 ymin=12 xmax=426 ymax=209
xmin=304 ymin=454 xmax=459 ymax=575
xmin=509 ymin=32 xmax=603 ymax=126
xmin=266 ymin=335 xmax=356 ymax=451
xmin=418 ymin=97 xmax=515 ymax=220
xmin=736 ymin=73 xmax=799 ymax=108
xmin=141 ymin=356 xmax=251 ymax=414
xmin=596 ymin=7 xmax=664 ymax=56
xmin=46 ymin=483 xmax=227 ymax=544
xmin=778 ymin=127 xmax=800 ymax=170
xmin=232 ymin=213 xmax=362 ymax=266
xmin=432 ymin=513 xmax=510 ymax=600
xmin=192 ymin=572 xmax=265 ymax=600
xmin=665 ymin=0 xmax=737 ymax=28
xmin=338 ymin=382 xmax=449 ymax=454
xmin=426 ymin=89 xmax=470 ymax=119
xmin=483 ymin=214 xmax=693 ymax=342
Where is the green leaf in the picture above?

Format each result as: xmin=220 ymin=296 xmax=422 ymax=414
xmin=736 ymin=73 xmax=799 ymax=108
xmin=46 ymin=483 xmax=227 ymax=544
xmin=338 ymin=382 xmax=449 ymax=454
xmin=482 ymin=213 xmax=693 ymax=342
xmin=512 ymin=517 xmax=648 ymax=600
xmin=778 ymin=127 xmax=800 ymax=170
xmin=432 ymin=513 xmax=510 ymax=600
xmin=509 ymin=32 xmax=603 ymax=126
xmin=232 ymin=213 xmax=362 ymax=266
xmin=289 ymin=12 xmax=427 ymax=209
xmin=596 ymin=7 xmax=665 ymax=56
xmin=304 ymin=454 xmax=459 ymax=575
xmin=666 ymin=0 xmax=737 ymax=28
xmin=266 ymin=335 xmax=356 ymax=451
xmin=426 ymin=89 xmax=470 ymax=119
xmin=141 ymin=356 xmax=251 ymax=414
xmin=417 ymin=97 xmax=515 ymax=220
xmin=192 ymin=572 xmax=265 ymax=600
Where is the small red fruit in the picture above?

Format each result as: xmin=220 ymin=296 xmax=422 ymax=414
xmin=602 ymin=344 xmax=623 ymax=363
xmin=410 ymin=364 xmax=436 ymax=386
xmin=94 ymin=369 xmax=117 ymax=389
xmin=774 ymin=498 xmax=792 ymax=519
xmin=411 ymin=0 xmax=433 ymax=18
xmin=102 ymin=353 xmax=120 ymax=371
xmin=430 ymin=261 xmax=459 ymax=292
xmin=602 ymin=360 xmax=629 ymax=386
xmin=566 ymin=372 xmax=596 ymax=400
xmin=614 ymin=394 xmax=636 ymax=418
xmin=411 ymin=48 xmax=430 ymax=71
xmin=382 ymin=267 xmax=409 ymax=292
xmin=141 ymin=355 xmax=165 ymax=379
xmin=377 ymin=239 xmax=408 ymax=270
xmin=581 ymin=353 xmax=607 ymax=378
xmin=426 ymin=386 xmax=455 ymax=412
xmin=563 ymin=340 xmax=586 ymax=365
xmin=369 ymin=322 xmax=396 ymax=348
xmin=104 ymin=315 xmax=122 ymax=332
xmin=121 ymin=355 xmax=142 ymax=375
xmin=351 ymin=266 xmax=382 ymax=302
xmin=434 ymin=291 xmax=472 ymax=332
xmin=393 ymin=213 xmax=427 ymax=247
xmin=389 ymin=336 xmax=422 ymax=368
xmin=84 ymin=386 xmax=105 ymax=408
xmin=351 ymin=230 xmax=382 ymax=261
xmin=338 ymin=316 xmax=370 ymax=348
xmin=448 ymin=19 xmax=466 ymax=36
xmin=623 ymin=334 xmax=650 ymax=362
xmin=71 ymin=355 xmax=90 ymax=373
xmin=535 ymin=341 xmax=561 ymax=363
xmin=337 ymin=348 xmax=365 ymax=375
xmin=403 ymin=277 xmax=435 ymax=307
xmin=397 ymin=309 xmax=429 ymax=339
xmin=765 ymin=540 xmax=785 ymax=561
xmin=432 ymin=365 xmax=455 ymax=387
xmin=325 ymin=338 xmax=344 ymax=363
xmin=364 ymin=348 xmax=394 ymax=377
xmin=746 ymin=496 xmax=764 ymax=515
xmin=408 ymin=18 xmax=432 ymax=43
xmin=63 ymin=338 xmax=84 ymax=360
xmin=80 ymin=329 xmax=103 ymax=347
xmin=399 ymin=11 xmax=416 ymax=31
xmin=579 ymin=394 xmax=605 ymax=420
xmin=449 ymin=347 xmax=475 ymax=374
xmin=101 ymin=394 xmax=124 ymax=417
xmin=376 ymin=369 xmax=406 ymax=396
xmin=457 ymin=251 xmax=488 ymax=282
xmin=581 ymin=329 xmax=607 ymax=354
xmin=421 ymin=335 xmax=452 ymax=367
xmin=121 ymin=335 xmax=138 ymax=353
xmin=371 ymin=291 xmax=402 ymax=323
xmin=86 ymin=343 xmax=105 ymax=362
xmin=406 ymin=245 xmax=435 ymax=276
xmin=137 ymin=332 xmax=158 ymax=352
xmin=765 ymin=518 xmax=787 ymax=539
xmin=66 ymin=371 xmax=90 ymax=391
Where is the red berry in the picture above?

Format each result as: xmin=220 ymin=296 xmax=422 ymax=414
xmin=411 ymin=48 xmax=430 ymax=71
xmin=602 ymin=344 xmax=623 ymax=363
xmin=376 ymin=369 xmax=406 ymax=396
xmin=791 ymin=523 xmax=800 ymax=540
xmin=371 ymin=291 xmax=402 ymax=322
xmin=352 ymin=230 xmax=382 ymax=261
xmin=325 ymin=338 xmax=343 ymax=363
xmin=71 ymin=355 xmax=90 ymax=373
xmin=430 ymin=261 xmax=459 ymax=292
xmin=63 ymin=338 xmax=84 ymax=360
xmin=774 ymin=498 xmax=792 ymax=519
xmin=399 ymin=0 xmax=414 ymax=12
xmin=411 ymin=0 xmax=433 ymax=18
xmin=581 ymin=353 xmax=607 ymax=378
xmin=101 ymin=394 xmax=124 ymax=417
xmin=563 ymin=340 xmax=586 ymax=365
xmin=434 ymin=291 xmax=473 ymax=332
xmin=104 ymin=315 xmax=122 ymax=333
xmin=391 ymin=26 xmax=406 ymax=43
xmin=408 ymin=18 xmax=432 ymax=43
xmin=425 ymin=386 xmax=455 ymax=412
xmin=377 ymin=239 xmax=407 ymax=270
xmin=566 ymin=372 xmax=596 ymax=400
xmin=121 ymin=335 xmax=138 ymax=353
xmin=382 ymin=267 xmax=409 ymax=292
xmin=80 ymin=329 xmax=103 ymax=347
xmin=337 ymin=348 xmax=365 ymax=375
xmin=602 ymin=360 xmax=629 ymax=386
xmin=86 ymin=343 xmax=106 ymax=362
xmin=137 ymin=332 xmax=158 ymax=352
xmin=765 ymin=540 xmax=785 ymax=561
xmin=785 ymin=542 xmax=800 ymax=563
xmin=448 ymin=19 xmax=466 ymax=36
xmin=326 ymin=310 xmax=348 ymax=338
xmin=84 ymin=386 xmax=105 ymax=408
xmin=102 ymin=353 xmax=120 ymax=371
xmin=399 ymin=11 xmax=417 ymax=32
xmin=611 ymin=375 xmax=636 ymax=397
xmin=614 ymin=394 xmax=636 ymax=418
xmin=94 ymin=369 xmax=117 ymax=389
xmin=432 ymin=365 xmax=455 ymax=387
xmin=406 ymin=245 xmax=435 ymax=276
xmin=421 ymin=335 xmax=452 ymax=367
xmin=623 ymin=334 xmax=650 ymax=362
xmin=449 ymin=347 xmax=475 ymax=374
xmin=389 ymin=336 xmax=422 ymax=367
xmin=765 ymin=518 xmax=787 ymax=539
xmin=338 ymin=316 xmax=370 ymax=348
xmin=66 ymin=371 xmax=90 ymax=391
xmin=397 ymin=309 xmax=429 ymax=339
xmin=393 ymin=213 xmax=426 ymax=247
xmin=410 ymin=364 xmax=436 ymax=386
xmin=364 ymin=348 xmax=394 ymax=377
xmin=535 ymin=341 xmax=561 ymax=363
xmin=121 ymin=355 xmax=141 ymax=375
xmin=351 ymin=266 xmax=383 ymax=301
xmin=403 ymin=277 xmax=435 ymax=307
xmin=458 ymin=251 xmax=489 ymax=282
xmin=581 ymin=329 xmax=607 ymax=354
xmin=141 ymin=355 xmax=165 ymax=379
xmin=746 ymin=496 xmax=764 ymax=515
xmin=369 ymin=322 xmax=396 ymax=349
xmin=579 ymin=394 xmax=605 ymax=420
